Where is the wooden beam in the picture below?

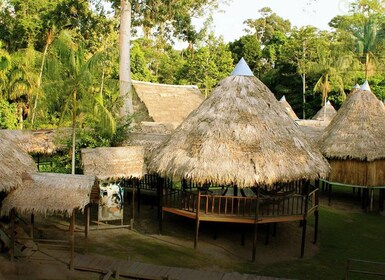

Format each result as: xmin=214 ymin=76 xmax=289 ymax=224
xmin=30 ymin=212 xmax=34 ymax=239
xmin=69 ymin=210 xmax=75 ymax=270
xmin=10 ymin=208 xmax=15 ymax=262
xmin=313 ymin=209 xmax=319 ymax=244
xmin=85 ymin=205 xmax=90 ymax=238
xmin=300 ymin=219 xmax=307 ymax=258
xmin=194 ymin=191 xmax=201 ymax=249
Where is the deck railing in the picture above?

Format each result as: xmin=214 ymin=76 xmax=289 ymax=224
xmin=162 ymin=187 xmax=319 ymax=219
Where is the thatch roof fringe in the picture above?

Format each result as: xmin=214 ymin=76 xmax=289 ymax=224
xmin=148 ymin=75 xmax=330 ymax=188
xmin=81 ymin=146 xmax=146 ymax=180
xmin=1 ymin=173 xmax=96 ymax=217
xmin=321 ymin=88 xmax=385 ymax=161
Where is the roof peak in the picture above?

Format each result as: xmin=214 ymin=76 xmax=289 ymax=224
xmin=279 ymin=95 xmax=286 ymax=102
xmin=231 ymin=57 xmax=254 ymax=77
xmin=360 ymin=80 xmax=371 ymax=92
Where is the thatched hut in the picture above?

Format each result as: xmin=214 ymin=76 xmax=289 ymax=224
xmin=148 ymin=58 xmax=330 ymax=260
xmin=1 ymin=172 xmax=97 ymax=268
xmin=312 ymin=100 xmax=337 ymax=123
xmin=320 ymin=81 xmax=385 ymax=210
xmin=1 ymin=173 xmax=97 ymax=217
xmin=81 ymin=146 xmax=147 ymax=226
xmin=132 ymin=80 xmax=204 ymax=129
xmin=279 ymin=95 xmax=299 ymax=120
xmin=0 ymin=134 xmax=37 ymax=193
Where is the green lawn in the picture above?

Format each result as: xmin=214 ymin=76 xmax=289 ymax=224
xmin=85 ymin=192 xmax=385 ymax=280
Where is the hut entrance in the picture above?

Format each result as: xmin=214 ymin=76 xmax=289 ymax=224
xmin=158 ymin=179 xmax=319 ymax=261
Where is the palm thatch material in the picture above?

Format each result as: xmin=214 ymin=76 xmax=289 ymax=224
xmin=148 ymin=75 xmax=330 ymax=187
xmin=132 ymin=80 xmax=204 ymax=129
xmin=1 ymin=173 xmax=96 ymax=217
xmin=312 ymin=101 xmax=337 ymax=122
xmin=279 ymin=95 xmax=299 ymax=120
xmin=81 ymin=146 xmax=145 ymax=180
xmin=321 ymin=88 xmax=385 ymax=161
xmin=321 ymin=87 xmax=385 ymax=186
xmin=0 ymin=129 xmax=67 ymax=155
xmin=0 ymin=135 xmax=37 ymax=193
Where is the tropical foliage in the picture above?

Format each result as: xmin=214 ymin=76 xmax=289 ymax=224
xmin=1 ymin=0 xmax=385 ymax=171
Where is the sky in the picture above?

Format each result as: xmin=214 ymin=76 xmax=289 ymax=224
xmin=192 ymin=0 xmax=355 ymax=43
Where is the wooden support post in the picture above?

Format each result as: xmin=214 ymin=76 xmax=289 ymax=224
xmin=379 ymin=189 xmax=385 ymax=211
xmin=300 ymin=219 xmax=307 ymax=258
xmin=369 ymin=188 xmax=374 ymax=212
xmin=137 ymin=180 xmax=141 ymax=215
xmin=69 ymin=210 xmax=75 ymax=270
xmin=131 ymin=184 xmax=135 ymax=230
xmin=10 ymin=208 xmax=15 ymax=262
xmin=85 ymin=205 xmax=90 ymax=238
xmin=252 ymin=188 xmax=260 ymax=262
xmin=313 ymin=209 xmax=319 ymax=244
xmin=194 ymin=191 xmax=201 ymax=249
xmin=158 ymin=179 xmax=164 ymax=234
xmin=30 ymin=212 xmax=34 ymax=239
xmin=328 ymin=183 xmax=332 ymax=206
xmin=265 ymin=224 xmax=270 ymax=245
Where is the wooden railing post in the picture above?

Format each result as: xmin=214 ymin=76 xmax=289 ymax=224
xmin=194 ymin=191 xmax=201 ymax=249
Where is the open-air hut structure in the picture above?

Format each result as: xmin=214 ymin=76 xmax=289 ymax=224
xmin=81 ymin=146 xmax=146 ymax=226
xmin=320 ymin=81 xmax=385 ymax=211
xmin=279 ymin=95 xmax=299 ymax=120
xmin=148 ymin=58 xmax=330 ymax=260
xmin=1 ymin=173 xmax=97 ymax=269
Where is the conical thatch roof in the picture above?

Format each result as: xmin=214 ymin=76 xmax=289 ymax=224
xmin=148 ymin=75 xmax=330 ymax=187
xmin=279 ymin=95 xmax=299 ymax=120
xmin=81 ymin=146 xmax=146 ymax=180
xmin=321 ymin=86 xmax=385 ymax=161
xmin=312 ymin=101 xmax=337 ymax=122
xmin=0 ymin=134 xmax=37 ymax=193
xmin=1 ymin=173 xmax=96 ymax=217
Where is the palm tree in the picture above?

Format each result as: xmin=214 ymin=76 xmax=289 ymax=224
xmin=47 ymin=30 xmax=117 ymax=174
xmin=313 ymin=44 xmax=350 ymax=106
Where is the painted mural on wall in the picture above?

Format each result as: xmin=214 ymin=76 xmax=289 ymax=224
xmin=98 ymin=182 xmax=124 ymax=221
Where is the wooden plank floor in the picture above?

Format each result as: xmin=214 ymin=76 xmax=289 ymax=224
xmin=74 ymin=253 xmax=290 ymax=280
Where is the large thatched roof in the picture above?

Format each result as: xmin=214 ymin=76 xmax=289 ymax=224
xmin=148 ymin=73 xmax=330 ymax=187
xmin=0 ymin=129 xmax=67 ymax=155
xmin=1 ymin=173 xmax=96 ymax=217
xmin=132 ymin=80 xmax=204 ymax=129
xmin=321 ymin=86 xmax=385 ymax=161
xmin=0 ymin=134 xmax=37 ymax=193
xmin=81 ymin=146 xmax=145 ymax=180
xmin=279 ymin=95 xmax=299 ymax=120
xmin=312 ymin=100 xmax=337 ymax=122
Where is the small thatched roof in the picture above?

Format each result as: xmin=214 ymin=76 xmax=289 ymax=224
xmin=312 ymin=100 xmax=337 ymax=122
xmin=321 ymin=86 xmax=385 ymax=161
xmin=0 ymin=134 xmax=37 ymax=193
xmin=0 ymin=129 xmax=67 ymax=155
xmin=1 ymin=173 xmax=96 ymax=217
xmin=279 ymin=95 xmax=299 ymax=120
xmin=148 ymin=73 xmax=330 ymax=188
xmin=132 ymin=80 xmax=204 ymax=129
xmin=81 ymin=146 xmax=145 ymax=180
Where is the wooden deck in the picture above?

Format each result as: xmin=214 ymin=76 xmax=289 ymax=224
xmin=74 ymin=253 xmax=289 ymax=280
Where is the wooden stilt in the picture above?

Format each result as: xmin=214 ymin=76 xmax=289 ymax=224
xmin=30 ymin=212 xmax=34 ymax=239
xmin=313 ymin=210 xmax=319 ymax=244
xmin=10 ymin=208 xmax=15 ymax=262
xmin=158 ymin=178 xmax=164 ymax=234
xmin=272 ymin=223 xmax=277 ymax=237
xmin=300 ymin=219 xmax=307 ymax=258
xmin=137 ymin=180 xmax=141 ymax=215
xmin=69 ymin=210 xmax=75 ymax=270
xmin=379 ymin=189 xmax=384 ymax=212
xmin=265 ymin=224 xmax=270 ymax=245
xmin=194 ymin=191 xmax=201 ymax=249
xmin=328 ymin=183 xmax=332 ymax=206
xmin=131 ymin=183 xmax=135 ymax=230
xmin=85 ymin=205 xmax=90 ymax=238
xmin=252 ymin=187 xmax=260 ymax=262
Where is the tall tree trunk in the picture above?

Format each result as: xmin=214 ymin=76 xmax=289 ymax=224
xmin=302 ymin=73 xmax=306 ymax=119
xmin=119 ymin=0 xmax=133 ymax=118
xmin=71 ymin=87 xmax=77 ymax=175
xmin=31 ymin=30 xmax=53 ymax=128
